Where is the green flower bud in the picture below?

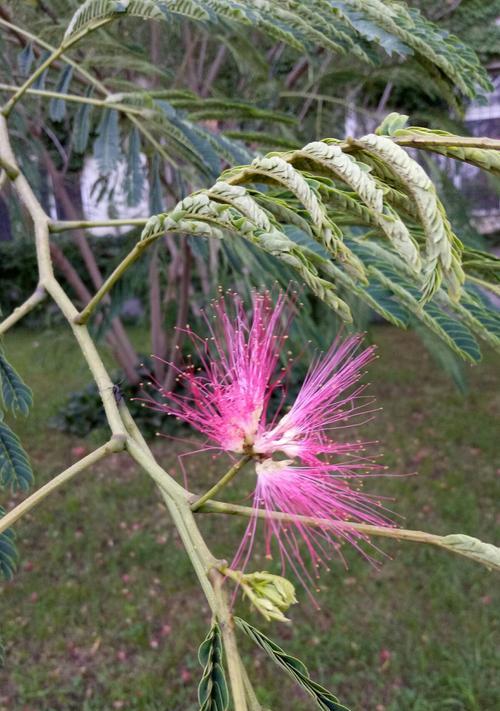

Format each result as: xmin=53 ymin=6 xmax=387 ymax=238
xmin=240 ymin=571 xmax=298 ymax=623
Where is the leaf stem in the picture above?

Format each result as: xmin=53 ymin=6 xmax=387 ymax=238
xmin=191 ymin=455 xmax=253 ymax=512
xmin=195 ymin=499 xmax=500 ymax=571
xmin=0 ymin=82 xmax=146 ymax=114
xmin=0 ymin=286 xmax=46 ymax=335
xmin=0 ymin=439 xmax=124 ymax=535
xmin=50 ymin=218 xmax=149 ymax=232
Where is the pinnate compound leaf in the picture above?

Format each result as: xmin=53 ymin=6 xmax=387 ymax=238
xmin=0 ymin=416 xmax=33 ymax=492
xmin=0 ymin=352 xmax=32 ymax=417
xmin=198 ymin=623 xmax=229 ymax=711
xmin=0 ymin=506 xmax=18 ymax=581
xmin=49 ymin=65 xmax=74 ymax=123
xmin=94 ymin=109 xmax=121 ymax=175
xmin=64 ymin=0 xmax=166 ymax=41
xmin=17 ymin=41 xmax=35 ymax=77
xmin=73 ymin=88 xmax=94 ymax=154
xmin=235 ymin=617 xmax=350 ymax=711
xmin=124 ymin=127 xmax=145 ymax=207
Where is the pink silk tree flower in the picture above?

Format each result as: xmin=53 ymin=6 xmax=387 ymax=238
xmin=147 ymin=290 xmax=292 ymax=454
xmin=146 ymin=288 xmax=392 ymax=588
xmin=232 ymin=459 xmax=391 ymax=595
xmin=253 ymin=335 xmax=377 ymax=463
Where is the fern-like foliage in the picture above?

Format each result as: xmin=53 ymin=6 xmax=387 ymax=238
xmin=198 ymin=622 xmax=229 ymax=711
xmin=139 ymin=120 xmax=499 ymax=362
xmin=0 ymin=351 xmax=32 ymax=417
xmin=0 ymin=505 xmax=18 ymax=581
xmin=62 ymin=0 xmax=491 ymax=101
xmin=235 ymin=617 xmax=349 ymax=711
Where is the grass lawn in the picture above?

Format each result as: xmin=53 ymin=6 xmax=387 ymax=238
xmin=0 ymin=325 xmax=498 ymax=711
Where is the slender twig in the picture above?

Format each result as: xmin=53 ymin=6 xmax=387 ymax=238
xmin=280 ymin=91 xmax=381 ymax=118
xmin=0 ymin=115 xmax=126 ymax=437
xmin=2 ymin=19 xmax=113 ymax=117
xmin=0 ymin=439 xmax=124 ymax=535
xmin=73 ymin=234 xmax=159 ymax=323
xmin=196 ymin=500 xmax=500 ymax=570
xmin=0 ymin=18 xmax=175 ymax=167
xmin=50 ymin=218 xmax=149 ymax=232
xmin=394 ymin=135 xmax=500 ymax=149
xmin=0 ymin=82 xmax=147 ymax=114
xmin=0 ymin=286 xmax=46 ymax=335
xmin=0 ymin=153 xmax=19 ymax=180
xmin=466 ymin=275 xmax=500 ymax=296
xmin=191 ymin=456 xmax=253 ymax=512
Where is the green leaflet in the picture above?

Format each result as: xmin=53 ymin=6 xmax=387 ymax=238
xmin=64 ymin=0 xmax=167 ymax=41
xmin=62 ymin=0 xmax=489 ymax=103
xmin=197 ymin=623 xmax=229 ymax=711
xmin=124 ymin=127 xmax=145 ymax=207
xmin=0 ymin=505 xmax=18 ymax=581
xmin=94 ymin=109 xmax=122 ymax=175
xmin=377 ymin=114 xmax=500 ymax=176
xmin=49 ymin=65 xmax=74 ymax=123
xmin=0 ymin=415 xmax=33 ymax=492
xmin=412 ymin=319 xmax=467 ymax=394
xmin=73 ymin=88 xmax=94 ymax=154
xmin=0 ymin=352 xmax=32 ymax=417
xmin=17 ymin=41 xmax=35 ymax=77
xmin=148 ymin=154 xmax=163 ymax=215
xmin=423 ymin=302 xmax=481 ymax=363
xmin=440 ymin=535 xmax=500 ymax=572
xmin=235 ymin=617 xmax=350 ymax=711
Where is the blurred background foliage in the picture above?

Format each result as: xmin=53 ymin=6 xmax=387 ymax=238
xmin=1 ymin=0 xmax=499 ymax=432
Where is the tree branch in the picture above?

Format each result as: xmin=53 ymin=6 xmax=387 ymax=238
xmin=0 ymin=286 xmax=46 ymax=335
xmin=0 ymin=438 xmax=124 ymax=535
xmin=50 ymin=218 xmax=149 ymax=232
xmin=196 ymin=499 xmax=500 ymax=571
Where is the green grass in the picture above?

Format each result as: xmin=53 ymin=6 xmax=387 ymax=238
xmin=0 ymin=326 xmax=498 ymax=711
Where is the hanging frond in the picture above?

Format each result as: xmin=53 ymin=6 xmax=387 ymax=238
xmin=62 ymin=0 xmax=490 ymax=101
xmin=138 ymin=121 xmax=499 ymax=362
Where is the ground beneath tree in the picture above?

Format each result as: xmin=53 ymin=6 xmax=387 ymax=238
xmin=0 ymin=326 xmax=498 ymax=711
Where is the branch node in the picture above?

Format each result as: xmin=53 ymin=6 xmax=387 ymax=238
xmin=109 ymin=433 xmax=128 ymax=452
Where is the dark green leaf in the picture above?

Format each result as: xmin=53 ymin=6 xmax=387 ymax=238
xmin=32 ymin=50 xmax=51 ymax=91
xmin=124 ymin=127 xmax=145 ymax=207
xmin=17 ymin=42 xmax=35 ymax=77
xmin=149 ymin=154 xmax=163 ymax=215
xmin=0 ymin=352 xmax=32 ymax=417
xmin=198 ymin=623 xmax=229 ymax=711
xmin=0 ymin=416 xmax=34 ymax=492
xmin=49 ymin=65 xmax=74 ymax=123
xmin=0 ymin=506 xmax=18 ymax=581
xmin=235 ymin=617 xmax=350 ymax=711
xmin=423 ymin=302 xmax=481 ymax=363
xmin=94 ymin=109 xmax=121 ymax=175
xmin=73 ymin=89 xmax=94 ymax=154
